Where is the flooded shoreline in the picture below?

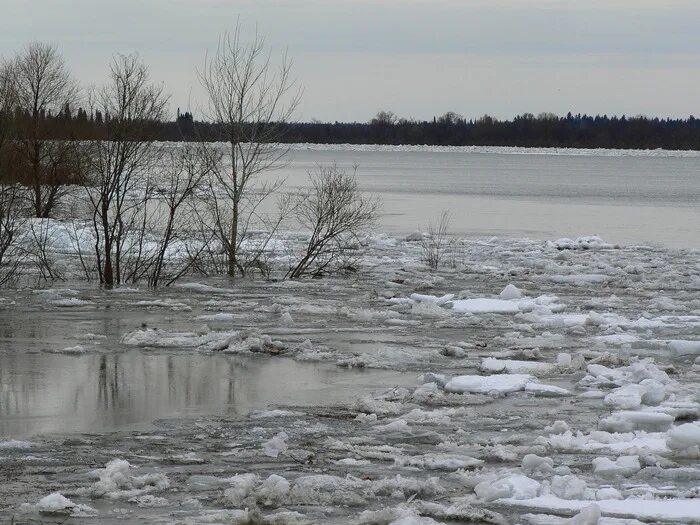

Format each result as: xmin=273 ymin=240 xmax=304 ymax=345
xmin=0 ymin=287 xmax=419 ymax=439
xmin=2 ymin=235 xmax=700 ymax=523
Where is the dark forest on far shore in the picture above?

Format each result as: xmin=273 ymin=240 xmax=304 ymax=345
xmin=11 ymin=106 xmax=700 ymax=150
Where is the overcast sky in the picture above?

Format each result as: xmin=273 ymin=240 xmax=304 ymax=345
xmin=1 ymin=0 xmax=699 ymax=122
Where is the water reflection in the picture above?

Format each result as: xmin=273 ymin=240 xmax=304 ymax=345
xmin=0 ymin=286 xmax=417 ymax=439
xmin=1 ymin=350 xmax=407 ymax=438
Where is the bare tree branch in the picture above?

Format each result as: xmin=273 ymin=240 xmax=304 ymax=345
xmin=198 ymin=24 xmax=302 ymax=277
xmin=10 ymin=42 xmax=79 ymax=218
xmin=83 ymin=53 xmax=169 ymax=287
xmin=287 ymin=164 xmax=379 ymax=279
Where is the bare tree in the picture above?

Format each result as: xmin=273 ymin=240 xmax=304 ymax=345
xmin=421 ymin=211 xmax=451 ymax=270
xmin=84 ymin=53 xmax=169 ymax=287
xmin=287 ymin=164 xmax=378 ymax=279
xmin=11 ymin=42 xmax=79 ymax=218
xmin=0 ymin=62 xmax=26 ymax=284
xmin=370 ymin=110 xmax=398 ymax=126
xmin=199 ymin=24 xmax=301 ymax=277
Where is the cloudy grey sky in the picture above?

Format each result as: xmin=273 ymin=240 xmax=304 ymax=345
xmin=1 ymin=0 xmax=699 ymax=122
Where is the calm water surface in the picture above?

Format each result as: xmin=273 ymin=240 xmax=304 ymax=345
xmin=280 ymin=149 xmax=700 ymax=247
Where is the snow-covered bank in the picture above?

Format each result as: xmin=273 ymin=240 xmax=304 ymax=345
xmin=248 ymin=142 xmax=700 ymax=158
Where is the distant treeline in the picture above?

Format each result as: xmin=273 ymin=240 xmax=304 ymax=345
xmin=9 ymin=107 xmax=700 ymax=150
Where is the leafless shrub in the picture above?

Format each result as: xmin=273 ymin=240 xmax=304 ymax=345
xmin=77 ymin=140 xmax=215 ymax=288
xmin=198 ymin=23 xmax=301 ymax=277
xmin=286 ymin=164 xmax=378 ymax=279
xmin=421 ymin=211 xmax=451 ymax=270
xmin=83 ymin=53 xmax=169 ymax=287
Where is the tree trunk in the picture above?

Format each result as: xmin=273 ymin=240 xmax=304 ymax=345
xmin=103 ymin=244 xmax=113 ymax=287
xmin=33 ymin=184 xmax=42 ymax=218
xmin=101 ymin=201 xmax=113 ymax=287
xmin=228 ymin=197 xmax=238 ymax=277
xmin=32 ymin=143 xmax=42 ymax=218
